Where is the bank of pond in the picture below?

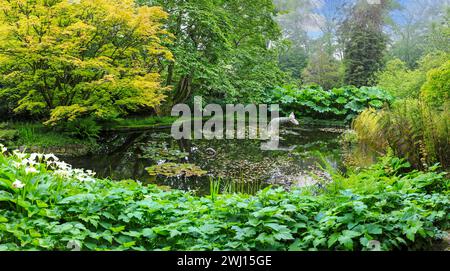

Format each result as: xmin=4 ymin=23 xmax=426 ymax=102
xmin=0 ymin=140 xmax=448 ymax=251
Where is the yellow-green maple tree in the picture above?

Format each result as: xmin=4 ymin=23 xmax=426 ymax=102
xmin=0 ymin=0 xmax=172 ymax=123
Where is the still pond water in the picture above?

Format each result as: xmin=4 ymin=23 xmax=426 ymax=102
xmin=65 ymin=126 xmax=347 ymax=195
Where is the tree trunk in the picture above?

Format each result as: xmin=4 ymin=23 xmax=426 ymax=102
xmin=166 ymin=62 xmax=174 ymax=87
xmin=173 ymin=75 xmax=192 ymax=105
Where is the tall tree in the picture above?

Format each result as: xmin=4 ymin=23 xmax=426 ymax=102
xmin=138 ymin=0 xmax=284 ymax=106
xmin=315 ymin=0 xmax=349 ymax=60
xmin=278 ymin=43 xmax=308 ymax=79
xmin=274 ymin=0 xmax=322 ymax=54
xmin=426 ymin=6 xmax=450 ymax=54
xmin=389 ymin=0 xmax=447 ymax=68
xmin=273 ymin=0 xmax=323 ymax=79
xmin=0 ymin=0 xmax=172 ymax=123
xmin=340 ymin=0 xmax=393 ymax=87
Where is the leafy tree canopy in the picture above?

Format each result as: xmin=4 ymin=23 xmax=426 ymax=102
xmin=138 ymin=0 xmax=286 ymax=106
xmin=0 ymin=0 xmax=172 ymax=124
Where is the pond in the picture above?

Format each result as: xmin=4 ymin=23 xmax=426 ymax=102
xmin=64 ymin=126 xmax=348 ymax=195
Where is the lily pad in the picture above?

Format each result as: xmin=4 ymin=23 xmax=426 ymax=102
xmin=146 ymin=163 xmax=208 ymax=178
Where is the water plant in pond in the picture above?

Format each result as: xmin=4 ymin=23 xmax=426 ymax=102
xmin=209 ymin=178 xmax=221 ymax=202
xmin=138 ymin=142 xmax=189 ymax=162
xmin=222 ymin=179 xmax=264 ymax=195
xmin=63 ymin=127 xmax=345 ymax=194
xmin=210 ymin=177 xmax=264 ymax=196
xmin=145 ymin=163 xmax=208 ymax=178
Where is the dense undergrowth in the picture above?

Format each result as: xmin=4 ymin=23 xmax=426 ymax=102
xmin=0 ymin=122 xmax=96 ymax=149
xmin=0 ymin=116 xmax=177 ymax=149
xmin=0 ymin=145 xmax=448 ymax=251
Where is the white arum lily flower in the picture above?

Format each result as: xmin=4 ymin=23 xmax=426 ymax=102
xmin=44 ymin=154 xmax=59 ymax=162
xmin=25 ymin=167 xmax=39 ymax=175
xmin=0 ymin=144 xmax=6 ymax=153
xmin=76 ymin=175 xmax=96 ymax=182
xmin=73 ymin=169 xmax=84 ymax=175
xmin=29 ymin=153 xmax=43 ymax=162
xmin=13 ymin=151 xmax=27 ymax=160
xmin=22 ymin=158 xmax=37 ymax=166
xmin=29 ymin=159 xmax=38 ymax=166
xmin=12 ymin=161 xmax=21 ymax=169
xmin=55 ymin=161 xmax=70 ymax=170
xmin=12 ymin=180 xmax=25 ymax=189
xmin=85 ymin=170 xmax=95 ymax=177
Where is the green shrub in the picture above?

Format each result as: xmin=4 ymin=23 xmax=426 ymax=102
xmin=328 ymin=154 xmax=447 ymax=195
xmin=0 ymin=129 xmax=18 ymax=145
xmin=377 ymin=52 xmax=450 ymax=99
xmin=57 ymin=118 xmax=101 ymax=141
xmin=376 ymin=59 xmax=424 ymax=99
xmin=266 ymin=84 xmax=393 ymax=121
xmin=420 ymin=61 xmax=450 ymax=108
xmin=0 ymin=148 xmax=448 ymax=251
xmin=301 ymin=51 xmax=344 ymax=90
xmin=0 ymin=123 xmax=18 ymax=145
xmin=10 ymin=122 xmax=97 ymax=149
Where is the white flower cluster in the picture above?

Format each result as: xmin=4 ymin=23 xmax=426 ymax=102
xmin=48 ymin=157 xmax=97 ymax=182
xmin=2 ymin=147 xmax=97 ymax=183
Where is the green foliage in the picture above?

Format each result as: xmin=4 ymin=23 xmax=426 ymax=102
xmin=146 ymin=163 xmax=208 ymax=178
xmin=340 ymin=1 xmax=389 ymax=87
xmin=353 ymin=101 xmax=450 ymax=170
xmin=266 ymin=85 xmax=393 ymax=121
xmin=0 ymin=0 xmax=172 ymax=123
xmin=426 ymin=7 xmax=450 ymax=55
xmin=0 ymin=149 xmax=448 ymax=251
xmin=104 ymin=116 xmax=178 ymax=131
xmin=10 ymin=123 xmax=96 ymax=149
xmin=342 ymin=25 xmax=386 ymax=87
xmin=420 ymin=61 xmax=450 ymax=108
xmin=377 ymin=52 xmax=450 ymax=99
xmin=388 ymin=2 xmax=449 ymax=68
xmin=56 ymin=118 xmax=102 ymax=141
xmin=302 ymin=51 xmax=344 ymax=90
xmin=138 ymin=0 xmax=286 ymax=106
xmin=278 ymin=44 xmax=308 ymax=79
xmin=0 ymin=123 xmax=18 ymax=146
xmin=376 ymin=59 xmax=424 ymax=99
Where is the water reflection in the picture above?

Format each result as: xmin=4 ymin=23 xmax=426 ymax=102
xmin=65 ymin=127 xmax=345 ymax=195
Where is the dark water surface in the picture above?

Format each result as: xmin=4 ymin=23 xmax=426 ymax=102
xmin=64 ymin=126 xmax=346 ymax=195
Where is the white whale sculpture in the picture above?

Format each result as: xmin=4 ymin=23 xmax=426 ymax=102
xmin=261 ymin=112 xmax=300 ymax=151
